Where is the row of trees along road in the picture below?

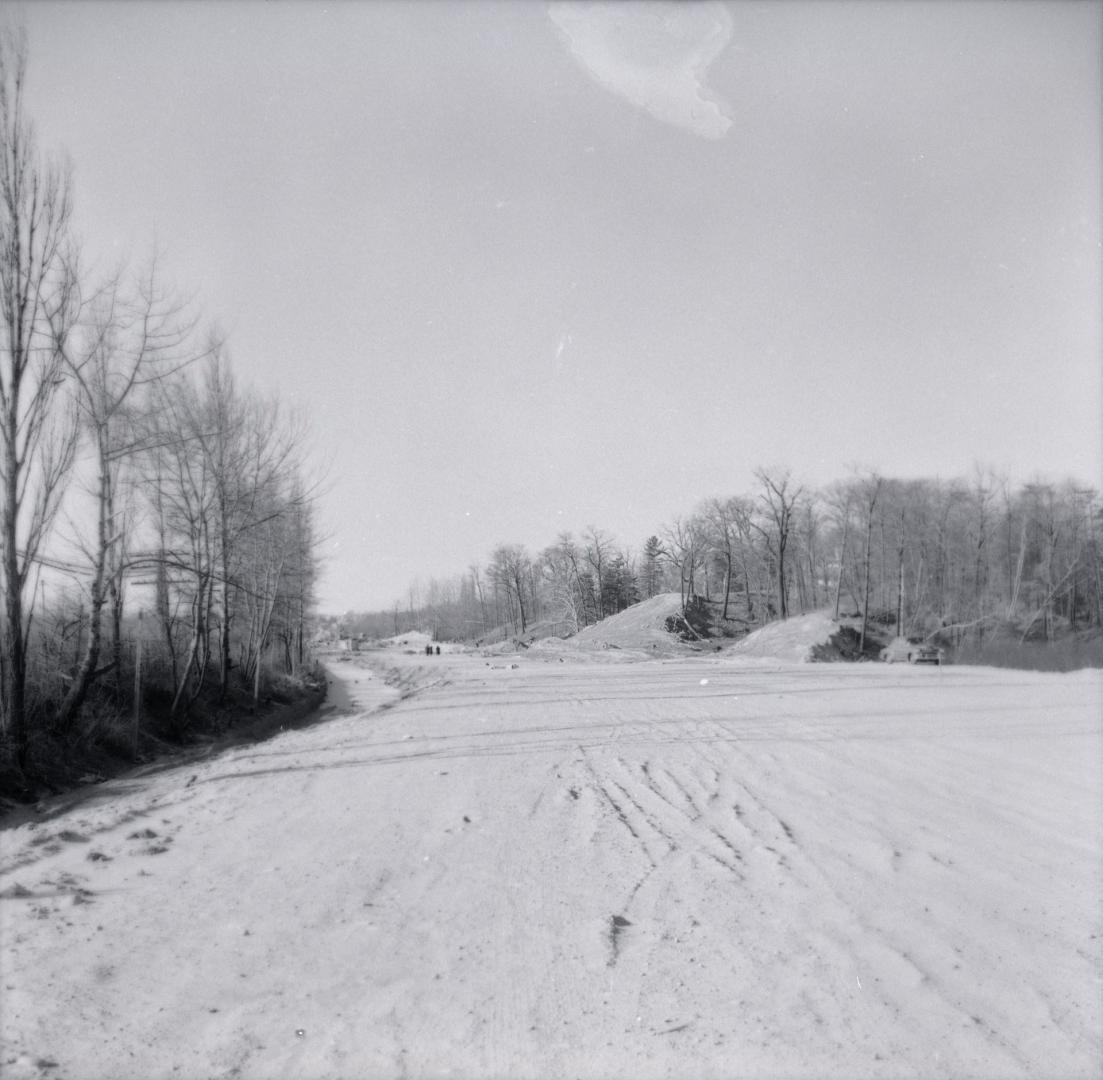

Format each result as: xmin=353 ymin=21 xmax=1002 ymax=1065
xmin=337 ymin=467 xmax=1101 ymax=658
xmin=1 ymin=31 xmax=319 ymax=771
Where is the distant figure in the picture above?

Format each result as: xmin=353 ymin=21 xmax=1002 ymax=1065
xmin=435 ymin=645 xmax=441 ymax=656
xmin=425 ymin=644 xmax=433 ymax=656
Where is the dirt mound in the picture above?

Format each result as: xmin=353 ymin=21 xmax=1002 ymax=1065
xmin=725 ymin=612 xmax=841 ymax=663
xmin=531 ymin=593 xmax=697 ymax=659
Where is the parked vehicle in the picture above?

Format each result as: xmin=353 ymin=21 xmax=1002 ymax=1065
xmin=880 ymin=636 xmax=944 ymax=665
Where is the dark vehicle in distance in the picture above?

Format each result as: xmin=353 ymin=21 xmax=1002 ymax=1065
xmin=880 ymin=636 xmax=944 ymax=665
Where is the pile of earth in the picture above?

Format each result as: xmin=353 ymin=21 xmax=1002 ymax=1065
xmin=531 ymin=593 xmax=699 ymax=659
xmin=721 ymin=612 xmax=859 ymax=663
xmin=492 ymin=598 xmax=878 ymax=665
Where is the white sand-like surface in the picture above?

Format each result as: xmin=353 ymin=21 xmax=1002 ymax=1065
xmin=2 ymin=633 xmax=1100 ymax=1078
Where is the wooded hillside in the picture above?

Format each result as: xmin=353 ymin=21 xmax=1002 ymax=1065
xmin=337 ymin=468 xmax=1101 ymax=668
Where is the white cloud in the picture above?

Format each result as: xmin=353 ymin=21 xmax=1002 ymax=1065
xmin=548 ymin=1 xmax=733 ymax=139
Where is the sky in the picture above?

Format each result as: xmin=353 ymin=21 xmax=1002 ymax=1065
xmin=10 ymin=0 xmax=1102 ymax=613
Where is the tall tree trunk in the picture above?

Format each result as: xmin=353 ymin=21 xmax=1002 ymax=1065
xmin=3 ymin=479 xmax=27 ymax=764
xmin=832 ymin=521 xmax=848 ymax=619
xmin=776 ymin=539 xmax=788 ymax=619
xmin=56 ymin=454 xmax=112 ymax=730
xmin=859 ymin=511 xmax=875 ymax=653
xmin=0 ymin=34 xmax=77 ymax=766
xmin=895 ymin=509 xmax=906 ymax=638
xmin=721 ymin=550 xmax=732 ymax=620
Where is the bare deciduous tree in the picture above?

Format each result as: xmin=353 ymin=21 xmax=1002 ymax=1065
xmin=0 ymin=28 xmax=79 ymax=761
xmin=663 ymin=515 xmax=705 ymax=612
xmin=488 ymin=543 xmax=531 ymax=634
xmin=752 ymin=468 xmax=803 ymax=621
xmin=583 ymin=526 xmax=613 ymax=621
xmin=55 ymin=261 xmax=201 ymax=729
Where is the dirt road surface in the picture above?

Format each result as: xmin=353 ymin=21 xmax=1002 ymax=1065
xmin=2 ymin=647 xmax=1100 ymax=1079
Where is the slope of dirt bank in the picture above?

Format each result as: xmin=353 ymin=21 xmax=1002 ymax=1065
xmin=531 ymin=593 xmax=700 ymax=659
xmin=530 ymin=601 xmax=870 ymax=666
xmin=719 ymin=611 xmax=838 ymax=663
xmin=0 ymin=679 xmax=329 ymax=817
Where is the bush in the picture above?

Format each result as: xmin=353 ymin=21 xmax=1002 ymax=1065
xmin=866 ymin=608 xmax=898 ymax=626
xmin=664 ymin=596 xmax=714 ymax=641
xmin=0 ymin=662 xmax=329 ymax=808
xmin=683 ymin=595 xmax=714 ymax=637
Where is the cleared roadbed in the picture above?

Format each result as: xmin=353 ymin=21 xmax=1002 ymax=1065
xmin=1 ymin=647 xmax=1100 ymax=1079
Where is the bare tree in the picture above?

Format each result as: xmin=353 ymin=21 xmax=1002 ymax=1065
xmin=752 ymin=468 xmax=803 ymax=620
xmin=193 ymin=354 xmax=306 ymax=700
xmin=701 ymin=498 xmax=737 ymax=620
xmin=795 ymin=496 xmax=822 ymax=613
xmin=55 ymin=261 xmax=200 ymax=728
xmin=237 ymin=495 xmax=291 ymax=704
xmin=277 ymin=481 xmax=318 ymax=673
xmin=136 ymin=371 xmax=218 ymax=716
xmin=701 ymin=496 xmax=760 ymax=622
xmin=0 ymin=29 xmax=79 ymax=761
xmin=488 ymin=544 xmax=531 ymax=633
xmin=853 ymin=471 xmax=882 ymax=651
xmin=663 ymin=515 xmax=704 ymax=611
xmin=822 ymin=482 xmax=854 ymax=619
xmin=468 ymin=563 xmax=488 ymax=635
xmin=538 ymin=533 xmax=588 ymax=634
xmin=583 ymin=526 xmax=613 ymax=620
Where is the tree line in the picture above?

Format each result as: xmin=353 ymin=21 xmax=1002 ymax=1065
xmin=1 ymin=30 xmax=320 ymax=771
xmin=337 ymin=466 xmax=1101 ymax=658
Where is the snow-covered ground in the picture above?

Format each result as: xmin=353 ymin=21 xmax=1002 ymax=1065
xmin=2 ymin=636 xmax=1101 ymax=1079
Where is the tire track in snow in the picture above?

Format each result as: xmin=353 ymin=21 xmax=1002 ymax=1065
xmin=568 ymin=698 xmax=1029 ymax=1071
xmin=526 ymin=662 xmax=1097 ymax=1072
xmin=574 ymin=733 xmax=866 ymax=1056
xmin=685 ymin=716 xmax=1049 ymax=1073
xmin=4 ymin=652 xmax=1097 ymax=1077
xmin=578 ymin=742 xmax=754 ymax=1029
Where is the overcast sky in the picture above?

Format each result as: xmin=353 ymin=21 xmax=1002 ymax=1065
xmin=12 ymin=0 xmax=1102 ymax=612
